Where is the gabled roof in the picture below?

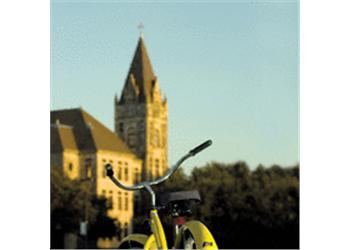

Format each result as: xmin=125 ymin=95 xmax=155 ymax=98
xmin=50 ymin=108 xmax=134 ymax=154
xmin=120 ymin=37 xmax=157 ymax=103
xmin=51 ymin=123 xmax=78 ymax=153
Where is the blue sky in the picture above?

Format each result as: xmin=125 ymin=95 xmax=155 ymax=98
xmin=51 ymin=0 xmax=299 ymax=173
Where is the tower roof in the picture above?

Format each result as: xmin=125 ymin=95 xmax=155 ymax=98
xmin=120 ymin=37 xmax=157 ymax=103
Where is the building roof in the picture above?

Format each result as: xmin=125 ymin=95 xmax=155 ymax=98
xmin=120 ymin=36 xmax=157 ymax=103
xmin=51 ymin=123 xmax=78 ymax=153
xmin=51 ymin=108 xmax=134 ymax=154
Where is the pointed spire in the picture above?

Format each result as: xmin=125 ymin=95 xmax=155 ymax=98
xmin=121 ymin=36 xmax=157 ymax=103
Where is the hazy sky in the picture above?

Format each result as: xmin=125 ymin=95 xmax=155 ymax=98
xmin=51 ymin=0 xmax=299 ymax=173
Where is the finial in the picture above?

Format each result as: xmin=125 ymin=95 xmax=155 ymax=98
xmin=138 ymin=22 xmax=144 ymax=38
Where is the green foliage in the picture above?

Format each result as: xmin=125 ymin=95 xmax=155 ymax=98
xmin=51 ymin=168 xmax=118 ymax=248
xmin=51 ymin=167 xmax=98 ymax=232
xmin=134 ymin=162 xmax=299 ymax=249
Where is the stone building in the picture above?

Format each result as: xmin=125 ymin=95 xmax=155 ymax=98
xmin=115 ymin=36 xmax=168 ymax=181
xmin=51 ymin=108 xmax=142 ymax=246
xmin=50 ymin=36 xmax=169 ymax=247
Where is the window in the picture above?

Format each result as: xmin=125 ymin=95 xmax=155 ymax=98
xmin=102 ymin=189 xmax=106 ymax=197
xmin=68 ymin=163 xmax=73 ymax=172
xmin=134 ymin=170 xmax=140 ymax=183
xmin=118 ymin=161 xmax=122 ymax=180
xmin=118 ymin=192 xmax=122 ymax=210
xmin=124 ymin=192 xmax=128 ymax=211
xmin=124 ymin=163 xmax=129 ymax=181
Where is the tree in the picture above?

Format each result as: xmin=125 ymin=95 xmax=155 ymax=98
xmin=51 ymin=167 xmax=98 ymax=233
xmin=132 ymin=161 xmax=299 ymax=248
xmin=51 ymin=167 xmax=118 ymax=248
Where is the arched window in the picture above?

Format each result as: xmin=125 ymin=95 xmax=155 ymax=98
xmin=118 ymin=192 xmax=122 ymax=210
xmin=118 ymin=161 xmax=122 ymax=180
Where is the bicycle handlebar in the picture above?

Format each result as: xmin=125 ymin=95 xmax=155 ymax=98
xmin=189 ymin=139 xmax=212 ymax=156
xmin=106 ymin=165 xmax=145 ymax=191
xmin=105 ymin=140 xmax=213 ymax=192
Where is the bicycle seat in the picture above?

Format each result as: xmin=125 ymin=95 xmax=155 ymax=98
xmin=158 ymin=190 xmax=201 ymax=217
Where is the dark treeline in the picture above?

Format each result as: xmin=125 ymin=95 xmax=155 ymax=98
xmin=51 ymin=162 xmax=299 ymax=249
xmin=136 ymin=161 xmax=299 ymax=249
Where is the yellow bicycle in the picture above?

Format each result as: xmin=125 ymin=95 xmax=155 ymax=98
xmin=105 ymin=140 xmax=218 ymax=250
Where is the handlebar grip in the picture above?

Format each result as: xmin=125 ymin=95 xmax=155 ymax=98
xmin=189 ymin=140 xmax=213 ymax=156
xmin=105 ymin=164 xmax=114 ymax=177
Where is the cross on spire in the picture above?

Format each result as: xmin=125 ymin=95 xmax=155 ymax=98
xmin=138 ymin=22 xmax=144 ymax=38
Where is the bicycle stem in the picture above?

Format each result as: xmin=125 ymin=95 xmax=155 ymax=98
xmin=144 ymin=184 xmax=156 ymax=208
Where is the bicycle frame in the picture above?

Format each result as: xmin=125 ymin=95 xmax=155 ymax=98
xmin=149 ymin=209 xmax=167 ymax=249
xmin=106 ymin=140 xmax=217 ymax=249
xmin=119 ymin=209 xmax=217 ymax=250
